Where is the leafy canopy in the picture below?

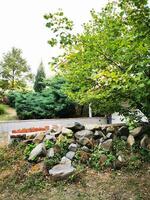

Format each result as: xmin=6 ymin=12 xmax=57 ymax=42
xmin=45 ymin=0 xmax=150 ymax=121
xmin=0 ymin=47 xmax=33 ymax=93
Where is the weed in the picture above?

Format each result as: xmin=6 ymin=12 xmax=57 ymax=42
xmin=140 ymin=147 xmax=150 ymax=162
xmin=44 ymin=140 xmax=54 ymax=149
xmin=44 ymin=153 xmax=61 ymax=169
xmin=24 ymin=143 xmax=36 ymax=159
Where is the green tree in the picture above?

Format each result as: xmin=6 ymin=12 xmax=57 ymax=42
xmin=0 ymin=47 xmax=33 ymax=92
xmin=45 ymin=0 xmax=150 ymax=122
xmin=34 ymin=61 xmax=46 ymax=92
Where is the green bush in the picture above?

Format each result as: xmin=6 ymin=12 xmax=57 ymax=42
xmin=0 ymin=104 xmax=6 ymax=115
xmin=15 ymin=76 xmax=76 ymax=119
xmin=7 ymin=91 xmax=20 ymax=108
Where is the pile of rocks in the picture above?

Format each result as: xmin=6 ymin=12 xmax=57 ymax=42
xmin=10 ymin=122 xmax=150 ymax=179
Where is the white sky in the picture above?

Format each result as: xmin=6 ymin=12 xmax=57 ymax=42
xmin=0 ymin=0 xmax=108 ymax=76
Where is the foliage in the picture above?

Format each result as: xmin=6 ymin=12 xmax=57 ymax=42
xmin=0 ymin=47 xmax=33 ymax=92
xmin=113 ymin=138 xmax=127 ymax=153
xmin=34 ymin=61 xmax=46 ymax=92
xmin=56 ymin=135 xmax=71 ymax=156
xmin=140 ymin=147 xmax=150 ymax=162
xmin=0 ymin=104 xmax=6 ymax=115
xmin=44 ymin=140 xmax=54 ymax=149
xmin=15 ymin=76 xmax=76 ymax=119
xmin=24 ymin=143 xmax=36 ymax=160
xmin=7 ymin=91 xmax=20 ymax=108
xmin=89 ymin=146 xmax=116 ymax=170
xmin=45 ymin=0 xmax=150 ymax=121
xmin=44 ymin=153 xmax=61 ymax=169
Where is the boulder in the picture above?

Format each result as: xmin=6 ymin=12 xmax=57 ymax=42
xmin=33 ymin=133 xmax=45 ymax=144
xmin=117 ymin=126 xmax=129 ymax=137
xmin=127 ymin=134 xmax=135 ymax=147
xmin=106 ymin=126 xmax=115 ymax=133
xmin=130 ymin=127 xmax=143 ymax=137
xmin=75 ymin=130 xmax=93 ymax=140
xmin=68 ymin=143 xmax=78 ymax=152
xmin=28 ymin=143 xmax=46 ymax=161
xmin=66 ymin=122 xmax=85 ymax=132
xmin=100 ymin=139 xmax=112 ymax=151
xmin=47 ymin=148 xmax=54 ymax=158
xmin=44 ymin=135 xmax=56 ymax=142
xmin=106 ymin=132 xmax=113 ymax=139
xmin=85 ymin=124 xmax=101 ymax=131
xmin=94 ymin=130 xmax=106 ymax=139
xmin=65 ymin=151 xmax=75 ymax=160
xmin=140 ymin=134 xmax=150 ymax=148
xmin=49 ymin=157 xmax=75 ymax=180
xmin=61 ymin=127 xmax=73 ymax=136
xmin=78 ymin=137 xmax=90 ymax=146
xmin=81 ymin=146 xmax=90 ymax=152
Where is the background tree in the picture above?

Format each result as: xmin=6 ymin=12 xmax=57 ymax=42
xmin=45 ymin=0 xmax=150 ymax=122
xmin=34 ymin=61 xmax=46 ymax=92
xmin=0 ymin=47 xmax=33 ymax=93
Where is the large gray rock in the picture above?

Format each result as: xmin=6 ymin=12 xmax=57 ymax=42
xmin=49 ymin=157 xmax=75 ymax=180
xmin=68 ymin=143 xmax=78 ymax=152
xmin=28 ymin=143 xmax=46 ymax=161
xmin=127 ymin=134 xmax=135 ymax=147
xmin=65 ymin=151 xmax=75 ymax=160
xmin=130 ymin=127 xmax=142 ymax=137
xmin=100 ymin=139 xmax=112 ymax=151
xmin=66 ymin=122 xmax=85 ymax=131
xmin=75 ymin=130 xmax=93 ymax=140
xmin=47 ymin=148 xmax=54 ymax=158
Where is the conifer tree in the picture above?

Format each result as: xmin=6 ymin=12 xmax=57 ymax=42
xmin=34 ymin=61 xmax=46 ymax=92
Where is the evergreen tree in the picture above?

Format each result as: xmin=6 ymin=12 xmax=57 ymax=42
xmin=34 ymin=61 xmax=46 ymax=92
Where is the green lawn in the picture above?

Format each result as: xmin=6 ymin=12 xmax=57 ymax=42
xmin=0 ymin=104 xmax=17 ymax=121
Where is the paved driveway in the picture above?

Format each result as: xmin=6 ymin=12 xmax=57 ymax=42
xmin=0 ymin=117 xmax=107 ymax=145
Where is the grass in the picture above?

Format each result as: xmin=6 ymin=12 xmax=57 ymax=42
xmin=0 ymin=143 xmax=150 ymax=200
xmin=0 ymin=104 xmax=17 ymax=121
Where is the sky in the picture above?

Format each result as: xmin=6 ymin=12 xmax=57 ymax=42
xmin=0 ymin=0 xmax=108 ymax=76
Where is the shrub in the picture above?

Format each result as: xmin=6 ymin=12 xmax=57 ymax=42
xmin=7 ymin=91 xmax=20 ymax=108
xmin=0 ymin=104 xmax=6 ymax=115
xmin=15 ymin=76 xmax=76 ymax=119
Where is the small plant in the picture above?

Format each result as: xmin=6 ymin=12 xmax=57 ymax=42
xmin=89 ymin=146 xmax=107 ymax=170
xmin=113 ymin=138 xmax=127 ymax=153
xmin=56 ymin=135 xmax=70 ymax=156
xmin=44 ymin=140 xmax=54 ymax=149
xmin=140 ymin=147 xmax=150 ymax=162
xmin=127 ymin=155 xmax=142 ymax=170
xmin=24 ymin=143 xmax=36 ymax=159
xmin=104 ymin=153 xmax=116 ymax=167
xmin=44 ymin=153 xmax=61 ymax=169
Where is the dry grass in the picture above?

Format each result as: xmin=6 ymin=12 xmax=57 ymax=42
xmin=0 ymin=144 xmax=150 ymax=200
xmin=0 ymin=105 xmax=17 ymax=121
